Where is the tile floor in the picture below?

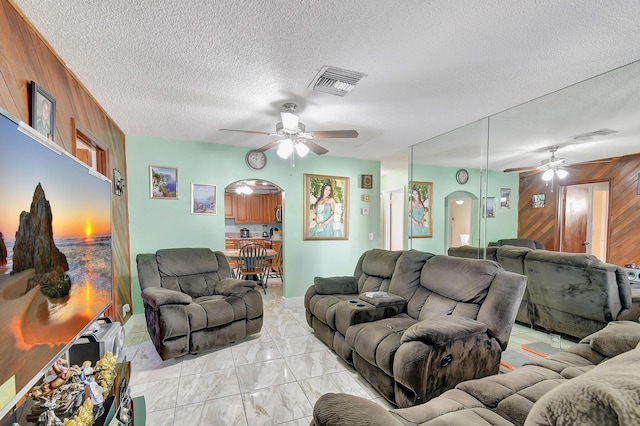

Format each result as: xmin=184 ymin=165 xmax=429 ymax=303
xmin=125 ymin=279 xmax=575 ymax=425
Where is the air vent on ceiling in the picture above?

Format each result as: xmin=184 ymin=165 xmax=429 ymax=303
xmin=571 ymin=128 xmax=618 ymax=141
xmin=309 ymin=66 xmax=367 ymax=97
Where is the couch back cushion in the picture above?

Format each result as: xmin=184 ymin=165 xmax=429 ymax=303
xmin=354 ymin=249 xmax=403 ymax=293
xmin=524 ymin=250 xmax=630 ymax=323
xmin=156 ymin=248 xmax=228 ymax=298
xmin=496 ymin=246 xmax=531 ymax=275
xmin=447 ymin=245 xmax=498 ymax=262
xmin=407 ymin=255 xmax=500 ymax=320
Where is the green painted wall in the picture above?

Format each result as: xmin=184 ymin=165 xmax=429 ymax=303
xmin=126 ymin=136 xmax=381 ymax=313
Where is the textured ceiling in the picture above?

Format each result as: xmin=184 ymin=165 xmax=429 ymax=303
xmin=11 ymin=0 xmax=640 ymax=173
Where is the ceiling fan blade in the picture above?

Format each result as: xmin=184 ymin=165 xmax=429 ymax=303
xmin=305 ymin=140 xmax=329 ymax=155
xmin=256 ymin=140 xmax=280 ymax=152
xmin=308 ymin=130 xmax=358 ymax=139
xmin=219 ymin=128 xmax=272 ymax=136
xmin=504 ymin=165 xmax=539 ymax=173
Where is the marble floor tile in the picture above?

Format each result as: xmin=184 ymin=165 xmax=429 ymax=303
xmin=265 ymin=322 xmax=311 ymax=340
xmin=174 ymin=394 xmax=248 ymax=426
xmin=144 ymin=408 xmax=175 ymax=426
xmin=242 ymin=382 xmax=313 ymax=425
xmin=236 ymin=358 xmax=297 ymax=392
xmin=232 ymin=341 xmax=283 ymax=366
xmin=130 ymin=376 xmax=179 ymax=412
xmin=181 ymin=347 xmax=235 ymax=376
xmin=274 ymin=334 xmax=328 ymax=357
xmin=176 ymin=367 xmax=240 ymax=406
xmin=285 ymin=350 xmax=346 ymax=380
xmin=299 ymin=370 xmax=377 ymax=406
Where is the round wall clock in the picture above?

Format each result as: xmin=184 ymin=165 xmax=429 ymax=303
xmin=456 ymin=169 xmax=469 ymax=184
xmin=245 ymin=149 xmax=267 ymax=170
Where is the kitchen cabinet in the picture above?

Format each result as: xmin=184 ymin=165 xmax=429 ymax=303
xmin=224 ymin=193 xmax=235 ymax=218
xmin=229 ymin=191 xmax=282 ymax=224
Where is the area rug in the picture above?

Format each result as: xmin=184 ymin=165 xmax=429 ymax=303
xmin=500 ymin=341 xmax=563 ymax=372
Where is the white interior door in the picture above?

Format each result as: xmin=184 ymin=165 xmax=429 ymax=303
xmin=383 ymin=188 xmax=405 ymax=250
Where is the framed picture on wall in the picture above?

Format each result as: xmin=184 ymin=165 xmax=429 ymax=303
xmin=150 ymin=165 xmax=178 ymax=199
xmin=30 ymin=81 xmax=56 ymax=142
xmin=532 ymin=193 xmax=546 ymax=208
xmin=408 ymin=181 xmax=433 ymax=238
xmin=485 ymin=197 xmax=496 ymax=218
xmin=191 ymin=183 xmax=216 ymax=215
xmin=500 ymin=188 xmax=511 ymax=208
xmin=304 ymin=174 xmax=349 ymax=240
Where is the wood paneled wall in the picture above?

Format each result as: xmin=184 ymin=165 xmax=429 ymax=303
xmin=0 ymin=0 xmax=131 ymax=322
xmin=518 ymin=153 xmax=640 ymax=266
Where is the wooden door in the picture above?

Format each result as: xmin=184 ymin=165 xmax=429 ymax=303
xmin=562 ymin=185 xmax=589 ymax=253
xmin=224 ymin=193 xmax=235 ymax=218
xmin=247 ymin=195 xmax=264 ymax=223
xmin=235 ymin=194 xmax=249 ymax=223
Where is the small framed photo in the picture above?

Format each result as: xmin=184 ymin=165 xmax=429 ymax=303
xmin=304 ymin=174 xmax=349 ymax=240
xmin=361 ymin=174 xmax=373 ymax=189
xmin=150 ymin=165 xmax=178 ymax=199
xmin=30 ymin=81 xmax=56 ymax=141
xmin=191 ymin=183 xmax=217 ymax=215
xmin=532 ymin=193 xmax=546 ymax=208
xmin=485 ymin=197 xmax=496 ymax=218
xmin=500 ymin=188 xmax=511 ymax=208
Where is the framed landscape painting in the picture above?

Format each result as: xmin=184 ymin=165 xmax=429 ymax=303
xmin=150 ymin=165 xmax=178 ymax=199
xmin=191 ymin=183 xmax=216 ymax=215
xmin=304 ymin=174 xmax=349 ymax=240
xmin=408 ymin=181 xmax=433 ymax=238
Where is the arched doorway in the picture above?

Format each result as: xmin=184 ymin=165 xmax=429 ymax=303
xmin=224 ymin=179 xmax=285 ymax=292
xmin=445 ymin=191 xmax=477 ymax=250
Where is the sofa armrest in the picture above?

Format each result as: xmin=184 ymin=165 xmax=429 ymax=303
xmin=142 ymin=287 xmax=192 ymax=309
xmin=358 ymin=292 xmax=407 ymax=309
xmin=214 ymin=277 xmax=257 ymax=296
xmin=312 ymin=393 xmax=402 ymax=426
xmin=314 ymin=276 xmax=357 ymax=294
xmin=401 ymin=316 xmax=487 ymax=345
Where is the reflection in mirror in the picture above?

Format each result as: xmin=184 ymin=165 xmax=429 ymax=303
xmin=410 ymin=59 xmax=640 ymax=264
xmin=489 ymin=59 xmax=640 ymax=265
xmin=409 ymin=119 xmax=491 ymax=253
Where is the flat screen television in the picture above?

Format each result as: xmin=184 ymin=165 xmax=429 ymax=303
xmin=0 ymin=111 xmax=112 ymax=419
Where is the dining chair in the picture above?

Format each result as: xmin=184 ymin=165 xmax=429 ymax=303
xmin=237 ymin=243 xmax=269 ymax=294
xmin=230 ymin=239 xmax=253 ymax=278
xmin=269 ymin=243 xmax=283 ymax=279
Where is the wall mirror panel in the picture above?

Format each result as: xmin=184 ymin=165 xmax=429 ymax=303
xmin=410 ymin=59 xmax=640 ymax=265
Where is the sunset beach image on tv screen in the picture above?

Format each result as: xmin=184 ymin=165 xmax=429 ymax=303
xmin=0 ymin=115 xmax=112 ymax=411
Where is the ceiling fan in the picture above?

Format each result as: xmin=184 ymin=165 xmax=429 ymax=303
xmin=220 ymin=103 xmax=358 ymax=158
xmin=504 ymin=145 xmax=570 ymax=181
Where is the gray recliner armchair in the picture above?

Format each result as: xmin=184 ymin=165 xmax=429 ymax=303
xmin=136 ymin=248 xmax=263 ymax=360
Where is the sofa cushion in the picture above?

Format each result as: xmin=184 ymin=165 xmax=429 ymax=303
xmin=456 ymin=365 xmax=563 ymax=408
xmin=314 ymin=276 xmax=358 ymax=294
xmin=420 ymin=256 xmax=499 ymax=304
xmin=525 ymin=344 xmax=640 ymax=425
xmin=584 ymin=320 xmax=640 ymax=358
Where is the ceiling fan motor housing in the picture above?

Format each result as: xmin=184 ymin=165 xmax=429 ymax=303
xmin=276 ymin=121 xmax=305 ymax=136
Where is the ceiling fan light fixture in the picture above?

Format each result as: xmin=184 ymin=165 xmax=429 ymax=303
xmin=555 ymin=169 xmax=569 ymax=179
xmin=277 ymin=138 xmax=294 ymax=159
xmin=281 ymin=111 xmax=299 ymax=130
xmin=541 ymin=169 xmax=555 ymax=181
xmin=295 ymin=142 xmax=310 ymax=157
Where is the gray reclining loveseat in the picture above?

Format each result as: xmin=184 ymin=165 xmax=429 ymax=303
xmin=136 ymin=248 xmax=263 ymax=360
xmin=305 ymin=249 xmax=526 ymax=407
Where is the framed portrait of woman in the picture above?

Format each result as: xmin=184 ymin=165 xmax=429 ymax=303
xmin=304 ymin=174 xmax=349 ymax=240
xmin=408 ymin=181 xmax=433 ymax=238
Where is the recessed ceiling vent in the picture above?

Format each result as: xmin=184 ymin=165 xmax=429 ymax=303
xmin=571 ymin=128 xmax=618 ymax=141
xmin=309 ymin=66 xmax=367 ymax=97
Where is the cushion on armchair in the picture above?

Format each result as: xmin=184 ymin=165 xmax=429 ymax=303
xmin=401 ymin=316 xmax=487 ymax=345
xmin=314 ymin=276 xmax=358 ymax=294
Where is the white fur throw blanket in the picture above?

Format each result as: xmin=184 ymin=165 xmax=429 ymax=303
xmin=525 ymin=343 xmax=640 ymax=425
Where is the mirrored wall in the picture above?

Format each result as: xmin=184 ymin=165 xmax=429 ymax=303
xmin=409 ymin=59 xmax=640 ymax=266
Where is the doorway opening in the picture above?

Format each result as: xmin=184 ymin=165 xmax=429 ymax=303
xmin=382 ymin=187 xmax=405 ymax=250
xmin=559 ymin=182 xmax=609 ymax=260
xmin=445 ymin=191 xmax=476 ymax=250
xmin=224 ymin=179 xmax=285 ymax=290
